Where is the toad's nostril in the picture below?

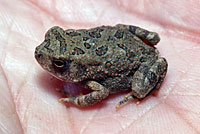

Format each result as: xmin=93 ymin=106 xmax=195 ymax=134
xmin=35 ymin=53 xmax=43 ymax=60
xmin=38 ymin=53 xmax=43 ymax=58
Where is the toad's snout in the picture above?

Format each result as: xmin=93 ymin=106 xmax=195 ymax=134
xmin=35 ymin=48 xmax=42 ymax=62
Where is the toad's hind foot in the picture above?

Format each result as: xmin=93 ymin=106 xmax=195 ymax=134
xmin=116 ymin=95 xmax=135 ymax=109
xmin=116 ymin=24 xmax=160 ymax=46
xmin=58 ymin=98 xmax=70 ymax=103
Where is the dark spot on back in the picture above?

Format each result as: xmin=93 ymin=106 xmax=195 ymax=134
xmin=89 ymin=31 xmax=101 ymax=38
xmin=66 ymin=32 xmax=81 ymax=36
xmin=84 ymin=42 xmax=91 ymax=49
xmin=107 ymin=36 xmax=114 ymax=41
xmin=73 ymin=47 xmax=85 ymax=55
xmin=95 ymin=45 xmax=108 ymax=56
xmin=114 ymin=30 xmax=124 ymax=39
xmin=117 ymin=44 xmax=127 ymax=50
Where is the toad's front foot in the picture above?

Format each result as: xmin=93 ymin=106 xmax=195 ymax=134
xmin=59 ymin=81 xmax=110 ymax=107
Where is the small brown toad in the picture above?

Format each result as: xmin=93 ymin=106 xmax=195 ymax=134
xmin=35 ymin=24 xmax=168 ymax=108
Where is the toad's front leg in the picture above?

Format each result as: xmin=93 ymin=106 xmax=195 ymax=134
xmin=59 ymin=81 xmax=110 ymax=107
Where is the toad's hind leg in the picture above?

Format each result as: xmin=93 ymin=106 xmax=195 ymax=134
xmin=59 ymin=81 xmax=110 ymax=107
xmin=116 ymin=57 xmax=167 ymax=108
xmin=116 ymin=24 xmax=160 ymax=46
xmin=131 ymin=57 xmax=167 ymax=99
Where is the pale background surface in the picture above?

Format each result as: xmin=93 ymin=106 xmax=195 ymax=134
xmin=0 ymin=0 xmax=200 ymax=134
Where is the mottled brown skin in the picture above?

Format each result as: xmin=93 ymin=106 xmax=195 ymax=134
xmin=35 ymin=24 xmax=168 ymax=108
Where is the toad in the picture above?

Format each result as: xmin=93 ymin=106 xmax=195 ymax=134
xmin=35 ymin=24 xmax=168 ymax=108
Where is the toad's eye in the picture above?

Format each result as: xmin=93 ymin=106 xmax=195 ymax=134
xmin=52 ymin=59 xmax=69 ymax=69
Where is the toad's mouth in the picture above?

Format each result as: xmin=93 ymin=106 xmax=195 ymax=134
xmin=48 ymin=71 xmax=81 ymax=83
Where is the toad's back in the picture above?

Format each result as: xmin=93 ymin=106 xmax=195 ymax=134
xmin=63 ymin=25 xmax=158 ymax=74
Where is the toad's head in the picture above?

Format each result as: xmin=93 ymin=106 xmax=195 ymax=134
xmin=35 ymin=26 xmax=87 ymax=83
